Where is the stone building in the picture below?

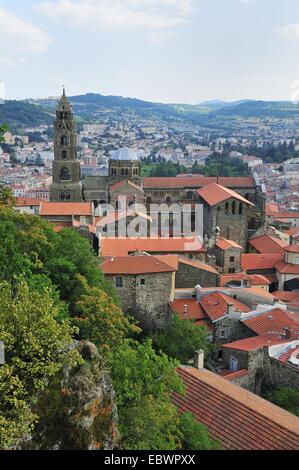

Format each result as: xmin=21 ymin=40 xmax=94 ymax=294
xmin=174 ymin=256 xmax=219 ymax=288
xmin=212 ymin=237 xmax=243 ymax=274
xmin=101 ymin=255 xmax=176 ymax=332
xmin=197 ymin=183 xmax=254 ymax=249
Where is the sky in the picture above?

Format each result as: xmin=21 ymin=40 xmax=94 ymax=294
xmin=2 ymin=0 xmax=299 ymax=103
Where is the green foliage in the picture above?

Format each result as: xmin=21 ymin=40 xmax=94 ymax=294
xmin=0 ymin=123 xmax=9 ymax=143
xmin=0 ymin=281 xmax=81 ymax=395
xmin=111 ymin=338 xmax=184 ymax=450
xmin=74 ymin=277 xmax=140 ymax=359
xmin=0 ymin=186 xmax=16 ymax=207
xmin=153 ymin=314 xmax=214 ymax=364
xmin=0 ymin=102 xmax=53 ymax=132
xmin=264 ymin=387 xmax=299 ymax=417
xmin=179 ymin=413 xmax=221 ymax=450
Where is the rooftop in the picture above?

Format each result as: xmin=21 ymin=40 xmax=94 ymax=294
xmin=215 ymin=237 xmax=243 ymax=251
xmin=249 ymin=234 xmax=287 ymax=254
xmin=197 ymin=183 xmax=255 ymax=207
xmin=242 ymin=308 xmax=299 ymax=337
xmin=222 ymin=334 xmax=291 ymax=352
xmin=199 ymin=291 xmax=250 ymax=322
xmin=110 ymin=147 xmax=139 ymax=161
xmin=142 ymin=176 xmax=256 ymax=190
xmin=241 ymin=253 xmax=283 ymax=271
xmin=172 ymin=366 xmax=299 ymax=450
xmin=40 ymin=202 xmax=93 ymax=216
xmin=101 ymin=255 xmax=176 ymax=275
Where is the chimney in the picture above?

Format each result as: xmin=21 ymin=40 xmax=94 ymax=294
xmin=194 ymin=350 xmax=204 ymax=369
xmin=183 ymin=304 xmax=189 ymax=318
xmin=195 ymin=285 xmax=202 ymax=301
xmin=283 ymin=327 xmax=292 ymax=340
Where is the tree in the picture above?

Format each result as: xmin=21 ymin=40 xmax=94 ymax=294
xmin=0 ymin=186 xmax=15 ymax=207
xmin=264 ymin=387 xmax=299 ymax=417
xmin=179 ymin=412 xmax=220 ymax=450
xmin=153 ymin=314 xmax=214 ymax=364
xmin=73 ymin=277 xmax=139 ymax=360
xmin=0 ymin=124 xmax=8 ymax=143
xmin=111 ymin=338 xmax=184 ymax=450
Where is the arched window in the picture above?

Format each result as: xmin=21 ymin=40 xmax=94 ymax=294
xmin=232 ymin=201 xmax=236 ymax=215
xmin=166 ymin=196 xmax=171 ymax=205
xmin=225 ymin=202 xmax=229 ymax=215
xmin=60 ymin=167 xmax=70 ymax=181
xmin=125 ymin=169 xmax=129 ymax=176
xmin=239 ymin=203 xmax=243 ymax=215
xmin=121 ymin=169 xmax=125 ymax=176
xmin=60 ymin=135 xmax=68 ymax=146
xmin=60 ymin=191 xmax=71 ymax=201
xmin=187 ymin=191 xmax=193 ymax=200
xmin=62 ymin=150 xmax=67 ymax=159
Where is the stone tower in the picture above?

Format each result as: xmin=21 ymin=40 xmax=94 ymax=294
xmin=50 ymin=89 xmax=82 ymax=202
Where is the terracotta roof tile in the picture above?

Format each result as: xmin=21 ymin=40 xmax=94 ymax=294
xmin=199 ymin=291 xmax=250 ymax=322
xmin=272 ymin=291 xmax=299 ymax=302
xmin=284 ymin=244 xmax=299 ymax=253
xmin=40 ymin=202 xmax=93 ymax=216
xmin=217 ymin=369 xmax=249 ymax=380
xmin=170 ymin=299 xmax=207 ymax=322
xmin=178 ymin=256 xmax=219 ymax=274
xmin=242 ymin=308 xmax=299 ymax=337
xmin=220 ymin=273 xmax=271 ymax=287
xmin=275 ymin=260 xmax=299 ymax=274
xmin=222 ymin=334 xmax=291 ymax=352
xmin=197 ymin=183 xmax=254 ymax=207
xmin=249 ymin=235 xmax=287 ymax=254
xmin=101 ymin=255 xmax=176 ymax=275
xmin=215 ymin=237 xmax=243 ymax=251
xmin=143 ymin=176 xmax=256 ymax=189
xmin=172 ymin=367 xmax=299 ymax=450
xmin=241 ymin=253 xmax=283 ymax=271
xmin=16 ymin=197 xmax=44 ymax=206
xmin=100 ymin=237 xmax=206 ymax=257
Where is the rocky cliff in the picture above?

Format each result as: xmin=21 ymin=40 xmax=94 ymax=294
xmin=24 ymin=341 xmax=119 ymax=450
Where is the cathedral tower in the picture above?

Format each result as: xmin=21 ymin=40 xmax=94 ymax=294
xmin=50 ymin=89 xmax=82 ymax=202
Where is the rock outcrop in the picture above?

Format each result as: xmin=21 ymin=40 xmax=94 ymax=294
xmin=24 ymin=341 xmax=119 ymax=450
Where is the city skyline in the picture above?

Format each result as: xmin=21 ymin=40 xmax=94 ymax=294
xmin=2 ymin=0 xmax=299 ymax=103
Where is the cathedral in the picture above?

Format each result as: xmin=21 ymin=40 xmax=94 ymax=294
xmin=50 ymin=91 xmax=266 ymax=247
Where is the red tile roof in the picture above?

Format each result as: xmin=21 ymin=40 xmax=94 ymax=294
xmin=143 ymin=176 xmax=256 ymax=189
xmin=275 ymin=260 xmax=299 ymax=274
xmin=220 ymin=273 xmax=271 ymax=287
xmin=199 ymin=291 xmax=250 ymax=322
xmin=172 ymin=367 xmax=299 ymax=450
xmin=40 ymin=202 xmax=93 ymax=216
xmin=170 ymin=299 xmax=207 ymax=322
xmin=284 ymin=244 xmax=299 ymax=253
xmin=249 ymin=235 xmax=287 ymax=254
xmin=276 ymin=344 xmax=299 ymax=369
xmin=217 ymin=369 xmax=248 ymax=380
xmin=101 ymin=255 xmax=177 ymax=275
xmin=242 ymin=308 xmax=299 ymax=337
xmin=272 ymin=291 xmax=299 ymax=302
xmin=197 ymin=183 xmax=254 ymax=207
xmin=109 ymin=179 xmax=144 ymax=192
xmin=269 ymin=211 xmax=299 ymax=219
xmin=222 ymin=334 xmax=291 ymax=352
xmin=16 ymin=197 xmax=43 ymax=206
xmin=215 ymin=237 xmax=243 ymax=251
xmin=100 ymin=237 xmax=206 ymax=257
xmin=241 ymin=253 xmax=283 ymax=271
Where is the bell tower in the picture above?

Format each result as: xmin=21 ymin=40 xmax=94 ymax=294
xmin=50 ymin=89 xmax=82 ymax=202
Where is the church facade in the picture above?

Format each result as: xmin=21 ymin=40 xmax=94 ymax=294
xmin=50 ymin=92 xmax=266 ymax=244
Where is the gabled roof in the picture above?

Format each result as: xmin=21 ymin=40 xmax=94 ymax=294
xmin=249 ymin=234 xmax=287 ymax=254
xmin=241 ymin=253 xmax=283 ymax=271
xmin=199 ymin=291 xmax=250 ymax=322
xmin=242 ymin=308 xmax=299 ymax=337
xmin=109 ymin=179 xmax=143 ymax=193
xmin=217 ymin=369 xmax=248 ymax=380
xmin=169 ymin=299 xmax=207 ymax=323
xmin=220 ymin=272 xmax=271 ymax=287
xmin=100 ymin=237 xmax=206 ymax=257
xmin=40 ymin=202 xmax=93 ymax=216
xmin=101 ymin=255 xmax=176 ymax=275
xmin=197 ymin=183 xmax=254 ymax=207
xmin=172 ymin=367 xmax=299 ymax=450
xmin=215 ymin=237 xmax=243 ymax=251
xmin=284 ymin=244 xmax=299 ymax=253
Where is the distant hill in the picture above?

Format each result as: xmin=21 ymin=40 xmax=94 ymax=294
xmin=2 ymin=93 xmax=299 ymax=133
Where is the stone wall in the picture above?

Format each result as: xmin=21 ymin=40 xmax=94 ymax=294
xmin=213 ymin=246 xmax=242 ymax=274
xmin=106 ymin=271 xmax=174 ymax=332
xmin=175 ymin=262 xmax=219 ymax=288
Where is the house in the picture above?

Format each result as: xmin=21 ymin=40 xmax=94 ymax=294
xmin=220 ymin=272 xmax=271 ymax=291
xmin=275 ymin=244 xmax=299 ymax=290
xmin=101 ymin=254 xmax=177 ymax=331
xmin=172 ymin=366 xmax=299 ymax=450
xmin=241 ymin=253 xmax=282 ymax=291
xmin=213 ymin=237 xmax=243 ymax=273
xmin=15 ymin=197 xmax=44 ymax=215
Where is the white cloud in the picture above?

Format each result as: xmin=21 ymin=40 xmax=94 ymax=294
xmin=277 ymin=23 xmax=299 ymax=39
xmin=37 ymin=0 xmax=195 ymax=32
xmin=0 ymin=8 xmax=51 ymax=65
